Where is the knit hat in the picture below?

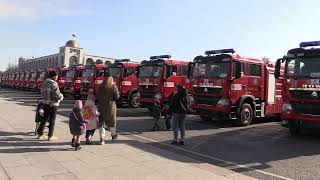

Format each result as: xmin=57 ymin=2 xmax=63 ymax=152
xmin=48 ymin=70 xmax=58 ymax=78
xmin=74 ymin=100 xmax=83 ymax=109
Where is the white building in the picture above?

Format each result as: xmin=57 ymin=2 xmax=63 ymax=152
xmin=18 ymin=40 xmax=114 ymax=70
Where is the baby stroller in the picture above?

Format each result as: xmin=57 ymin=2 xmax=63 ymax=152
xmin=34 ymin=98 xmax=45 ymax=135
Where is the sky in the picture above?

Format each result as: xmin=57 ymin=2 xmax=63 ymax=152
xmin=0 ymin=0 xmax=320 ymax=71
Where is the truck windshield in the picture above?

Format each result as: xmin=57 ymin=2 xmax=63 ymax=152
xmin=286 ymin=58 xmax=320 ymax=78
xmin=59 ymin=70 xmax=67 ymax=77
xmin=66 ymin=70 xmax=75 ymax=78
xmin=83 ymin=68 xmax=94 ymax=78
xmin=109 ymin=67 xmax=122 ymax=78
xmin=192 ymin=61 xmax=229 ymax=78
xmin=139 ymin=65 xmax=163 ymax=78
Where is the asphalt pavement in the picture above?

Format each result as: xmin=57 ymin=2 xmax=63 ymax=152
xmin=1 ymin=87 xmax=320 ymax=180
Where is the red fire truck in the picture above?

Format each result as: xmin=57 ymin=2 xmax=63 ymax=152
xmin=189 ymin=49 xmax=283 ymax=126
xmin=64 ymin=64 xmax=84 ymax=99
xmin=107 ymin=59 xmax=139 ymax=108
xmin=137 ymin=55 xmax=190 ymax=109
xmin=13 ymin=72 xmax=21 ymax=88
xmin=57 ymin=66 xmax=68 ymax=93
xmin=80 ymin=63 xmax=106 ymax=96
xmin=275 ymin=41 xmax=320 ymax=134
xmin=20 ymin=71 xmax=29 ymax=89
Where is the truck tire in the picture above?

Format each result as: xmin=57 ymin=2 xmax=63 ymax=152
xmin=200 ymin=115 xmax=212 ymax=121
xmin=238 ymin=103 xmax=253 ymax=126
xmin=129 ymin=92 xmax=139 ymax=108
xmin=289 ymin=120 xmax=300 ymax=135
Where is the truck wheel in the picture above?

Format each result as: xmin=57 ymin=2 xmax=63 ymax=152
xmin=200 ymin=115 xmax=212 ymax=121
xmin=129 ymin=93 xmax=139 ymax=108
xmin=238 ymin=103 xmax=253 ymax=126
xmin=289 ymin=120 xmax=300 ymax=135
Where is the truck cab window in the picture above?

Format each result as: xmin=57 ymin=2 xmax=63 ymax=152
xmin=125 ymin=67 xmax=135 ymax=77
xmin=181 ymin=66 xmax=188 ymax=76
xmin=249 ymin=64 xmax=261 ymax=76
xmin=232 ymin=61 xmax=242 ymax=79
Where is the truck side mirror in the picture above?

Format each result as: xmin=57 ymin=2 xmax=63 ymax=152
xmin=136 ymin=67 xmax=140 ymax=78
xmin=232 ymin=61 xmax=241 ymax=79
xmin=275 ymin=59 xmax=282 ymax=79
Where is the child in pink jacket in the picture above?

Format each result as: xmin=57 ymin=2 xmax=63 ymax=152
xmin=84 ymin=94 xmax=99 ymax=144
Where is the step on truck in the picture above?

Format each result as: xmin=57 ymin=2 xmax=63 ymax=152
xmin=189 ymin=49 xmax=283 ymax=126
xmin=137 ymin=55 xmax=190 ymax=110
xmin=80 ymin=62 xmax=106 ymax=96
xmin=64 ymin=64 xmax=84 ymax=99
xmin=275 ymin=41 xmax=320 ymax=134
xmin=107 ymin=59 xmax=139 ymax=108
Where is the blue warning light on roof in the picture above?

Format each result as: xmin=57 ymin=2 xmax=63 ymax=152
xmin=205 ymin=48 xmax=235 ymax=55
xmin=299 ymin=41 xmax=320 ymax=48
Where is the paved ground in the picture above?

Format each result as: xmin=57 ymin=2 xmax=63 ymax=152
xmin=1 ymin=88 xmax=320 ymax=180
xmin=0 ymin=88 xmax=254 ymax=180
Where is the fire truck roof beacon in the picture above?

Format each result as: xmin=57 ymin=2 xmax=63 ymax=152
xmin=299 ymin=41 xmax=320 ymax=48
xmin=150 ymin=55 xmax=172 ymax=60
xmin=205 ymin=49 xmax=235 ymax=56
xmin=115 ymin=59 xmax=130 ymax=63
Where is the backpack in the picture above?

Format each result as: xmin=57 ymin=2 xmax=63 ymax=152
xmin=83 ymin=106 xmax=94 ymax=120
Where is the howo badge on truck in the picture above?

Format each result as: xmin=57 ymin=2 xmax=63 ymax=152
xmin=137 ymin=55 xmax=190 ymax=109
xmin=275 ymin=41 xmax=320 ymax=134
xmin=189 ymin=49 xmax=283 ymax=126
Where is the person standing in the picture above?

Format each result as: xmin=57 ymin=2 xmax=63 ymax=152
xmin=169 ymin=84 xmax=189 ymax=145
xmin=95 ymin=75 xmax=119 ymax=145
xmin=37 ymin=70 xmax=63 ymax=141
xmin=69 ymin=100 xmax=86 ymax=150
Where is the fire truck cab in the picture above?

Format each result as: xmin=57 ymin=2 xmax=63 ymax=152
xmin=275 ymin=41 xmax=320 ymax=134
xmin=64 ymin=64 xmax=84 ymax=99
xmin=20 ymin=71 xmax=29 ymax=89
xmin=80 ymin=62 xmax=106 ymax=96
xmin=107 ymin=59 xmax=139 ymax=108
xmin=137 ymin=55 xmax=190 ymax=109
xmin=57 ymin=66 xmax=68 ymax=93
xmin=189 ymin=49 xmax=282 ymax=126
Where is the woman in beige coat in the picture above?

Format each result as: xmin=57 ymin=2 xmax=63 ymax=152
xmin=95 ymin=75 xmax=119 ymax=145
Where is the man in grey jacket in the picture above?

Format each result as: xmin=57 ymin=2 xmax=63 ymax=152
xmin=37 ymin=70 xmax=63 ymax=141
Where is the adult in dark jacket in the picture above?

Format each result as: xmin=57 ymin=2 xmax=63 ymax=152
xmin=95 ymin=75 xmax=120 ymax=145
xmin=169 ymin=84 xmax=189 ymax=145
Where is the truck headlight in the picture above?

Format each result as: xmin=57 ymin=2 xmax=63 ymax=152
xmin=154 ymin=93 xmax=162 ymax=100
xmin=217 ymin=98 xmax=230 ymax=107
xmin=282 ymin=103 xmax=292 ymax=114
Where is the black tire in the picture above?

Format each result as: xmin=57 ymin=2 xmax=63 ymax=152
xmin=289 ymin=120 xmax=300 ymax=135
xmin=200 ymin=115 xmax=212 ymax=121
xmin=129 ymin=93 xmax=139 ymax=108
xmin=238 ymin=103 xmax=253 ymax=126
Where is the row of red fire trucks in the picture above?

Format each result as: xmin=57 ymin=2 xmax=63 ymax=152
xmin=1 ymin=43 xmax=319 ymax=133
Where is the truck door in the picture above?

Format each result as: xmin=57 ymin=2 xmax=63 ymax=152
xmin=247 ymin=63 xmax=263 ymax=98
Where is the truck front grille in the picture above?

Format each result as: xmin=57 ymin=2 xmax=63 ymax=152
xmin=194 ymin=96 xmax=220 ymax=105
xmin=290 ymin=90 xmax=320 ymax=100
xmin=291 ymin=102 xmax=320 ymax=115
xmin=139 ymin=85 xmax=156 ymax=91
xmin=193 ymin=87 xmax=222 ymax=94
xmin=140 ymin=91 xmax=155 ymax=99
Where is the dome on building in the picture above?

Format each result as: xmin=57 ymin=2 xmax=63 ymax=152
xmin=65 ymin=40 xmax=78 ymax=48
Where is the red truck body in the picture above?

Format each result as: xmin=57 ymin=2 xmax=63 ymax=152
xmin=20 ymin=71 xmax=29 ymax=89
xmin=107 ymin=59 xmax=139 ymax=107
xmin=57 ymin=66 xmax=68 ymax=92
xmin=24 ymin=71 xmax=35 ymax=90
xmin=64 ymin=65 xmax=84 ymax=99
xmin=80 ymin=63 xmax=106 ymax=96
xmin=137 ymin=55 xmax=190 ymax=108
xmin=275 ymin=41 xmax=320 ymax=134
xmin=190 ymin=49 xmax=282 ymax=126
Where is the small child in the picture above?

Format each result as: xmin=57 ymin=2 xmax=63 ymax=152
xmin=69 ymin=100 xmax=86 ymax=150
xmin=83 ymin=94 xmax=99 ymax=145
xmin=152 ymin=98 xmax=162 ymax=131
